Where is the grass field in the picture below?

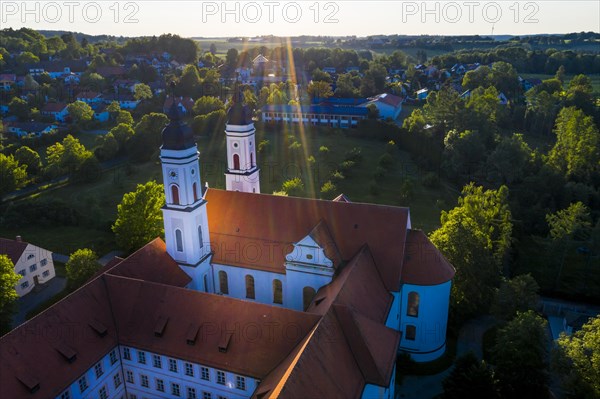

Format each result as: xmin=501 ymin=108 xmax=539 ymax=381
xmin=520 ymin=73 xmax=600 ymax=95
xmin=1 ymin=123 xmax=456 ymax=256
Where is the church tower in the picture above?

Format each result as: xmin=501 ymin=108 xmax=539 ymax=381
xmin=224 ymin=88 xmax=260 ymax=193
xmin=160 ymin=87 xmax=212 ymax=291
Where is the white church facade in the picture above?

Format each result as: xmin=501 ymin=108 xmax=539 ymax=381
xmin=0 ymin=91 xmax=454 ymax=399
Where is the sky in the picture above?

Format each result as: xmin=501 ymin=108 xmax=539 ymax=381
xmin=1 ymin=1 xmax=599 ymax=38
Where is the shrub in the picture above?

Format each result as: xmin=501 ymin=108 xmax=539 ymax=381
xmin=378 ymin=153 xmax=394 ymax=170
xmin=281 ymin=177 xmax=304 ymax=197
xmin=422 ymin=171 xmax=440 ymax=188
xmin=369 ymin=180 xmax=379 ymax=196
xmin=320 ymin=180 xmax=337 ymax=199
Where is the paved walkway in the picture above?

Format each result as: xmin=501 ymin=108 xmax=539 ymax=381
xmin=396 ymin=316 xmax=497 ymax=399
xmin=11 ymin=276 xmax=67 ymax=328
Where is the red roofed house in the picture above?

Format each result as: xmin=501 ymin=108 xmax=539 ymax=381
xmin=0 ymin=236 xmax=56 ymax=296
xmin=41 ymin=102 xmax=69 ymax=122
xmin=363 ymin=93 xmax=404 ymax=120
xmin=163 ymin=96 xmax=195 ymax=115
xmin=0 ymin=99 xmax=454 ymax=399
xmin=0 ymin=73 xmax=17 ymax=91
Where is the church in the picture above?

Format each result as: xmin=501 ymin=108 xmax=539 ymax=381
xmin=0 ymin=94 xmax=455 ymax=399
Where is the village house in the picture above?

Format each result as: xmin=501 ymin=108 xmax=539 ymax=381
xmin=5 ymin=121 xmax=58 ymax=138
xmin=0 ymin=73 xmax=17 ymax=91
xmin=41 ymin=102 xmax=69 ymax=122
xmin=0 ymin=236 xmax=56 ymax=297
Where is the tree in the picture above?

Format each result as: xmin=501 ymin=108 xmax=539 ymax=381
xmin=65 ymin=249 xmax=100 ymax=288
xmin=320 ymin=181 xmax=337 ymax=199
xmin=16 ymin=51 xmax=39 ymax=64
xmin=546 ymin=202 xmax=592 ymax=241
xmin=23 ymin=74 xmax=39 ymax=90
xmin=334 ymin=73 xmax=360 ymax=98
xmin=45 ymin=135 xmax=94 ymax=178
xmin=307 ymin=80 xmax=333 ymax=100
xmin=8 ymin=97 xmax=30 ymax=121
xmin=67 ymin=100 xmax=94 ymax=124
xmin=281 ymin=177 xmax=305 ymax=197
xmin=133 ymin=83 xmax=153 ymax=101
xmin=225 ymin=48 xmax=239 ymax=69
xmin=128 ymin=113 xmax=168 ymax=162
xmin=554 ymin=316 xmax=600 ymax=399
xmin=430 ymin=184 xmax=512 ymax=321
xmin=311 ymin=68 xmax=332 ymax=83
xmin=486 ymin=134 xmax=532 ymax=184
xmin=80 ymin=72 xmax=105 ymax=91
xmin=95 ymin=133 xmax=119 ymax=160
xmin=360 ymin=62 xmax=387 ymax=97
xmin=14 ymin=146 xmax=42 ymax=176
xmin=547 ymin=107 xmax=600 ymax=182
xmin=112 ymin=181 xmax=165 ymax=252
xmin=178 ymin=65 xmax=201 ymax=97
xmin=116 ymin=110 xmax=134 ymax=125
xmin=0 ymin=255 xmax=21 ymax=333
xmin=491 ymin=274 xmax=540 ymax=322
xmin=423 ymin=87 xmax=466 ymax=132
xmin=442 ymin=352 xmax=500 ymax=399
xmin=0 ymin=153 xmax=27 ymax=197
xmin=109 ymin=123 xmax=135 ymax=147
xmin=443 ymin=130 xmax=486 ymax=179
xmin=209 ymin=43 xmax=217 ymax=55
xmin=193 ymin=96 xmax=225 ymax=116
xmin=492 ymin=311 xmax=549 ymax=398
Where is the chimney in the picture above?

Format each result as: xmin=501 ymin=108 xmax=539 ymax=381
xmin=15 ymin=235 xmax=22 ymax=242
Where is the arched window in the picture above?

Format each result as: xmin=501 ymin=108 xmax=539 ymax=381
xmin=407 ymin=292 xmax=420 ymax=317
xmin=171 ymin=185 xmax=180 ymax=205
xmin=203 ymin=274 xmax=209 ymax=293
xmin=273 ymin=279 xmax=283 ymax=304
xmin=245 ymin=275 xmax=255 ymax=299
xmin=193 ymin=182 xmax=198 ymax=202
xmin=405 ymin=325 xmax=416 ymax=341
xmin=233 ymin=154 xmax=240 ymax=170
xmin=175 ymin=229 xmax=183 ymax=252
xmin=303 ymin=287 xmax=316 ymax=311
xmin=219 ymin=271 xmax=229 ymax=294
xmin=198 ymin=225 xmax=204 ymax=249
xmin=250 ymin=152 xmax=254 ymax=167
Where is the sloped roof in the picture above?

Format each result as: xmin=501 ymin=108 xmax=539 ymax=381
xmin=41 ymin=103 xmax=67 ymax=113
xmin=254 ymin=245 xmax=399 ymax=397
xmin=307 ymin=246 xmax=392 ymax=324
xmin=369 ymin=93 xmax=403 ymax=108
xmin=307 ymin=220 xmax=342 ymax=267
xmin=101 ymin=238 xmax=190 ymax=287
xmin=205 ymin=189 xmax=409 ymax=291
xmin=0 ymin=237 xmax=28 ymax=265
xmin=107 ymin=276 xmax=319 ymax=378
xmin=332 ymin=193 xmax=351 ymax=203
xmin=0 ymin=277 xmax=118 ymax=399
xmin=401 ymin=230 xmax=455 ymax=285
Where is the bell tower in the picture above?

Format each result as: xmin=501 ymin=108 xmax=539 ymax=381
xmin=224 ymin=85 xmax=260 ymax=193
xmin=160 ymin=83 xmax=212 ymax=292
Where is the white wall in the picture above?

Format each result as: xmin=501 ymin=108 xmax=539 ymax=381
xmin=14 ymin=244 xmax=56 ymax=297
xmin=212 ymin=263 xmax=287 ymax=308
xmin=56 ymin=347 xmax=124 ymax=399
xmin=120 ymin=346 xmax=257 ymax=399
xmin=398 ymin=281 xmax=451 ymax=362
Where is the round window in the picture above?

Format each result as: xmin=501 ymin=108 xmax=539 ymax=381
xmin=233 ymin=142 xmax=239 ymax=148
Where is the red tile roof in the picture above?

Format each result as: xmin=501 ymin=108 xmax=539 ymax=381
xmin=75 ymin=91 xmax=100 ymax=99
xmin=106 ymin=238 xmax=191 ymax=287
xmin=0 ymin=277 xmax=119 ymax=398
xmin=107 ymin=276 xmax=320 ymax=378
xmin=205 ymin=189 xmax=410 ymax=291
xmin=307 ymin=220 xmax=342 ymax=267
xmin=41 ymin=103 xmax=67 ymax=113
xmin=0 ymin=237 xmax=28 ymax=265
xmin=371 ymin=93 xmax=403 ymax=107
xmin=401 ymin=230 xmax=455 ymax=285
